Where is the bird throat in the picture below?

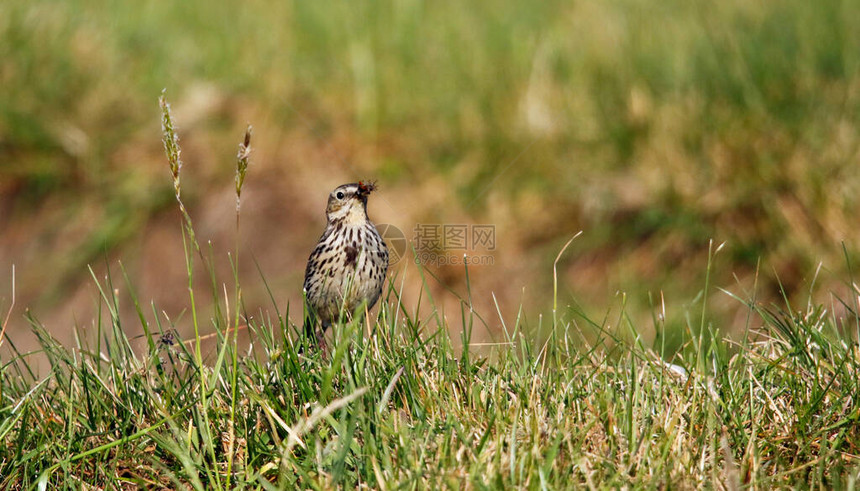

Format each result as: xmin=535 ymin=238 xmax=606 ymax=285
xmin=329 ymin=203 xmax=367 ymax=227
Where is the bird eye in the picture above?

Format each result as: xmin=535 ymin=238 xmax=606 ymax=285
xmin=336 ymin=191 xmax=345 ymax=200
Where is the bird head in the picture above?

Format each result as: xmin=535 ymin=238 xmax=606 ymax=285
xmin=325 ymin=181 xmax=377 ymax=224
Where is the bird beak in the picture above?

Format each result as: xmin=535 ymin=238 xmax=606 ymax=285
xmin=357 ymin=180 xmax=376 ymax=197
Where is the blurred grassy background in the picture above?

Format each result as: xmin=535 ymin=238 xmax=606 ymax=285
xmin=2 ymin=0 xmax=860 ymax=354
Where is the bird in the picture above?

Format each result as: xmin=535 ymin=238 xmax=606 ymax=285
xmin=302 ymin=181 xmax=389 ymax=349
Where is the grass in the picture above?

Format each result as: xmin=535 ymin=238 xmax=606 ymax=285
xmin=0 ymin=99 xmax=859 ymax=489
xmin=2 ymin=247 xmax=860 ymax=488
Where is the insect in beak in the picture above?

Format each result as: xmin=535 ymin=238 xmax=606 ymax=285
xmin=357 ymin=180 xmax=377 ymax=197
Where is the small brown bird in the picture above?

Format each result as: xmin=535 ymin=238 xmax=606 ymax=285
xmin=303 ymin=181 xmax=389 ymax=348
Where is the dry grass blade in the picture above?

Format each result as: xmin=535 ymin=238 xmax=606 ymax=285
xmin=553 ymin=231 xmax=582 ymax=325
xmin=283 ymin=387 xmax=369 ymax=455
xmin=236 ymin=124 xmax=252 ymax=210
xmin=0 ymin=265 xmax=14 ymax=349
